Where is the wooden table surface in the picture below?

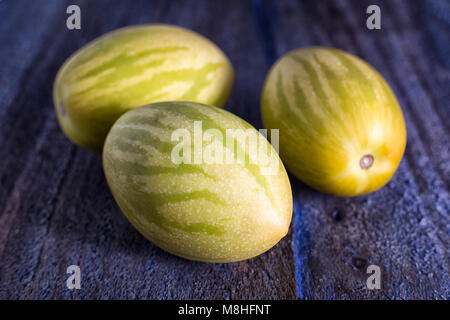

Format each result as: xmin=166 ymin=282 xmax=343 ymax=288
xmin=0 ymin=0 xmax=448 ymax=299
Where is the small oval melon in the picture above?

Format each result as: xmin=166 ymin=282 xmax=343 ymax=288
xmin=262 ymin=47 xmax=407 ymax=196
xmin=54 ymin=24 xmax=234 ymax=151
xmin=103 ymin=101 xmax=292 ymax=262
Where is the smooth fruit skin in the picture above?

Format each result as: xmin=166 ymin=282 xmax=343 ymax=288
xmin=103 ymin=102 xmax=292 ymax=262
xmin=261 ymin=47 xmax=407 ymax=196
xmin=54 ymin=24 xmax=234 ymax=152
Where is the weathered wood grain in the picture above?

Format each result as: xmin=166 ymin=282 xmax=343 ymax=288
xmin=260 ymin=0 xmax=449 ymax=299
xmin=0 ymin=0 xmax=448 ymax=299
xmin=0 ymin=0 xmax=297 ymax=299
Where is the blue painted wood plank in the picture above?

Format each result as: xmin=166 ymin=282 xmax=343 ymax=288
xmin=261 ymin=0 xmax=449 ymax=299
xmin=0 ymin=0 xmax=448 ymax=300
xmin=0 ymin=0 xmax=297 ymax=299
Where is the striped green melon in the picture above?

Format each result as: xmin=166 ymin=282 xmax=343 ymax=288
xmin=53 ymin=24 xmax=234 ymax=152
xmin=103 ymin=101 xmax=292 ymax=262
xmin=262 ymin=47 xmax=407 ymax=196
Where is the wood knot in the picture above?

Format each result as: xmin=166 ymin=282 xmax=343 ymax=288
xmin=332 ymin=208 xmax=342 ymax=222
xmin=351 ymin=256 xmax=367 ymax=269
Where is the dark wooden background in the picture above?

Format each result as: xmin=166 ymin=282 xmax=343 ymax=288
xmin=0 ymin=0 xmax=448 ymax=300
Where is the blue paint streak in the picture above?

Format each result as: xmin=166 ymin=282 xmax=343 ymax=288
xmin=292 ymin=187 xmax=310 ymax=299
xmin=423 ymin=0 xmax=450 ymax=67
xmin=253 ymin=0 xmax=277 ymax=65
